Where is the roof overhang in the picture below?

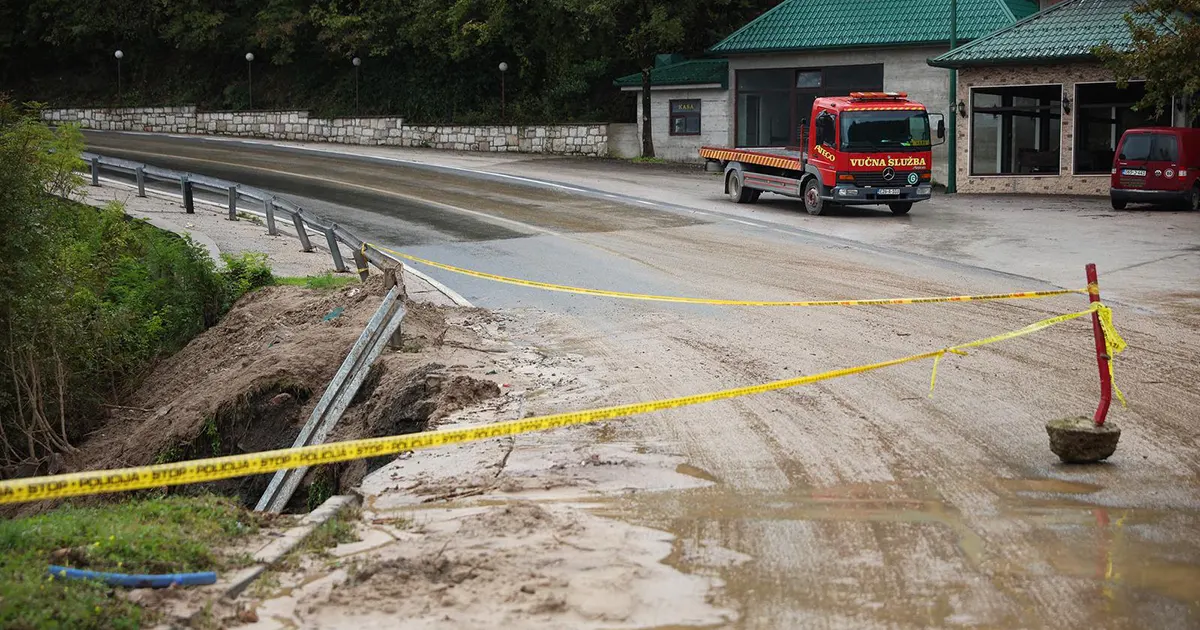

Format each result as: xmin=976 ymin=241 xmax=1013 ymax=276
xmin=927 ymin=53 xmax=1098 ymax=69
xmin=619 ymin=83 xmax=725 ymax=92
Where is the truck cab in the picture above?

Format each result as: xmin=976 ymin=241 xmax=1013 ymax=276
xmin=700 ymin=92 xmax=945 ymax=216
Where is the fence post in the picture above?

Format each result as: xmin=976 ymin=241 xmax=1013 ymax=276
xmin=1086 ymin=263 xmax=1112 ymax=426
xmin=352 ymin=245 xmax=370 ymax=281
xmin=291 ymin=211 xmax=313 ymax=252
xmin=227 ymin=186 xmax=238 ymax=221
xmin=325 ymin=224 xmax=347 ymax=273
xmin=135 ymin=166 xmax=145 ymax=197
xmin=264 ymin=197 xmax=278 ymax=235
xmin=90 ymin=157 xmax=100 ymax=186
xmin=181 ymin=176 xmax=194 ymax=213
xmin=384 ymin=268 xmax=404 ymax=349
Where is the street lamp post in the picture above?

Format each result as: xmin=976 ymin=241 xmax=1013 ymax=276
xmin=947 ymin=0 xmax=958 ymax=194
xmin=114 ymin=50 xmax=124 ymax=102
xmin=245 ymin=53 xmax=255 ymax=109
xmin=498 ymin=62 xmax=508 ymax=121
xmin=352 ymin=57 xmax=361 ymax=116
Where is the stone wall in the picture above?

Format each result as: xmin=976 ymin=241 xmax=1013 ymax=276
xmin=43 ymin=106 xmax=199 ymax=134
xmin=43 ymin=106 xmax=610 ymax=156
xmin=956 ymin=63 xmax=1117 ymax=195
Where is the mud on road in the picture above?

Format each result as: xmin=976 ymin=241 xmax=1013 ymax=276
xmin=81 ymin=133 xmax=1200 ymax=629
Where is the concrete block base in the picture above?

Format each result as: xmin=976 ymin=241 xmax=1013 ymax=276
xmin=1046 ymin=416 xmax=1120 ymax=464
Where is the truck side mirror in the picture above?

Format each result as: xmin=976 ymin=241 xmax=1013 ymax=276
xmin=927 ymin=113 xmax=946 ymax=146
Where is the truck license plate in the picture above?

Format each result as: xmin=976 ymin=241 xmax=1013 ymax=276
xmin=877 ymin=188 xmax=901 ymax=196
xmin=1122 ymin=169 xmax=1146 ymax=176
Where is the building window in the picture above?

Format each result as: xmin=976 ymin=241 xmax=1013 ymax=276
xmin=970 ymin=85 xmax=1061 ymax=175
xmin=735 ymin=64 xmax=883 ymax=148
xmin=669 ymin=99 xmax=701 ymax=136
xmin=1074 ymin=82 xmax=1166 ymax=174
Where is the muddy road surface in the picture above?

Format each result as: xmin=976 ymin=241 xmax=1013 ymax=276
xmin=87 ymin=131 xmax=1200 ymax=628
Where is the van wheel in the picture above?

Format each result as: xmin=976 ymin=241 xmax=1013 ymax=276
xmin=727 ymin=170 xmax=755 ymax=204
xmin=1185 ymin=185 xmax=1200 ymax=211
xmin=889 ymin=202 xmax=913 ymax=215
xmin=803 ymin=178 xmax=825 ymax=215
xmin=1110 ymin=196 xmax=1127 ymax=210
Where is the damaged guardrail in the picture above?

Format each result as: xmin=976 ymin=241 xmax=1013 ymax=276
xmin=83 ymin=152 xmax=383 ymax=279
xmin=255 ymin=280 xmax=406 ymax=513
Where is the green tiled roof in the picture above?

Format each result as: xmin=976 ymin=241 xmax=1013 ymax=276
xmin=708 ymin=0 xmax=1041 ymax=54
xmin=929 ymin=0 xmax=1170 ymax=67
xmin=613 ymin=59 xmax=729 ymax=88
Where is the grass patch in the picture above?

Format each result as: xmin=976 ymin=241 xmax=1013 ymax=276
xmin=629 ymin=156 xmax=667 ymax=164
xmin=277 ymin=272 xmax=357 ymax=291
xmin=0 ymin=495 xmax=261 ymax=630
xmin=235 ymin=211 xmax=264 ymax=226
xmin=302 ymin=507 xmax=362 ymax=554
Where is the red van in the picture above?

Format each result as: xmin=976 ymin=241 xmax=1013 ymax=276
xmin=1110 ymin=127 xmax=1200 ymax=210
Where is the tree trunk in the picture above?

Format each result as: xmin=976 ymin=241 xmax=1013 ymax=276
xmin=640 ymin=67 xmax=655 ymax=158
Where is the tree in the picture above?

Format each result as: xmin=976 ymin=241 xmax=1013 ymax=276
xmin=1096 ymin=0 xmax=1200 ymax=122
xmin=623 ymin=2 xmax=684 ymax=158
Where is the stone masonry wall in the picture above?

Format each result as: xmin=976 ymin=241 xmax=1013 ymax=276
xmin=956 ymin=63 xmax=1117 ymax=195
xmin=43 ymin=106 xmax=610 ymax=156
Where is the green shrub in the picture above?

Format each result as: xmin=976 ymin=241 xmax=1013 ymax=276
xmin=220 ymin=252 xmax=276 ymax=307
xmin=0 ymin=99 xmax=271 ymax=467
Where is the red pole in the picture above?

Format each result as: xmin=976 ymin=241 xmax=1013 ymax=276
xmin=1086 ymin=264 xmax=1112 ymax=426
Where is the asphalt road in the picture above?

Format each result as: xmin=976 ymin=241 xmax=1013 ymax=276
xmin=85 ymin=131 xmax=1200 ymax=629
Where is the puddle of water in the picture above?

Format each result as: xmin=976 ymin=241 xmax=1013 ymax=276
xmin=602 ymin=479 xmax=1200 ymax=629
xmin=997 ymin=477 xmax=1105 ymax=495
xmin=676 ymin=463 xmax=720 ymax=484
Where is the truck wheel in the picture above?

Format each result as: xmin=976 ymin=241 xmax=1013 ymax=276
xmin=803 ymin=178 xmax=825 ymax=215
xmin=888 ymin=202 xmax=913 ymax=215
xmin=1111 ymin=196 xmax=1127 ymax=210
xmin=726 ymin=170 xmax=755 ymax=204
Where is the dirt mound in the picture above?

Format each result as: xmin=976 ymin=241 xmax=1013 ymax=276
xmin=326 ymin=360 xmax=500 ymax=497
xmin=51 ymin=275 xmax=501 ymax=512
xmin=76 ymin=279 xmax=381 ymax=469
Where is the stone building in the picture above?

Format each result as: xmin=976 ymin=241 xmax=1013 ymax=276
xmin=929 ymin=0 xmax=1196 ymax=195
xmin=616 ymin=0 xmax=1043 ymax=183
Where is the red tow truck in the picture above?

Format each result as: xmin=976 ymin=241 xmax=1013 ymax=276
xmin=700 ymin=92 xmax=945 ymax=215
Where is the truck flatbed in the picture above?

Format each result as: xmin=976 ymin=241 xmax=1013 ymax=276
xmin=698 ymin=146 xmax=803 ymax=171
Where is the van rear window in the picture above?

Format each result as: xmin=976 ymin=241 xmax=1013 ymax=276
xmin=1119 ymin=133 xmax=1179 ymax=162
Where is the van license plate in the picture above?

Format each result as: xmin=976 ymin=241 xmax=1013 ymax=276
xmin=877 ymin=188 xmax=901 ymax=196
xmin=1122 ymin=169 xmax=1146 ymax=176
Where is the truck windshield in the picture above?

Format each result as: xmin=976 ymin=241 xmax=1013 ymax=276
xmin=841 ymin=111 xmax=930 ymax=152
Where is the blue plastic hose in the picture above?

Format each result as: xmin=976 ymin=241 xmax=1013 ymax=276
xmin=47 ymin=565 xmax=217 ymax=588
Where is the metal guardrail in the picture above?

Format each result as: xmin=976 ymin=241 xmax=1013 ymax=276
xmin=255 ymin=283 xmax=407 ymax=513
xmin=83 ymin=151 xmax=400 ymax=278
xmin=85 ymin=152 xmax=420 ymax=511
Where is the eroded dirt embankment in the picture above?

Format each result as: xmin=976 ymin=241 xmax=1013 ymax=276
xmin=58 ymin=275 xmax=500 ymax=511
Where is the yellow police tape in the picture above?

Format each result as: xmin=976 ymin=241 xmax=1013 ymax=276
xmin=367 ymin=243 xmax=1081 ymax=307
xmin=0 ymin=303 xmax=1124 ymax=505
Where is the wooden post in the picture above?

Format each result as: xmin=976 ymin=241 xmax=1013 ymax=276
xmin=352 ymin=246 xmax=370 ymax=282
xmin=135 ymin=166 xmax=145 ymax=197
